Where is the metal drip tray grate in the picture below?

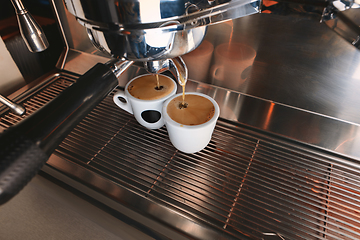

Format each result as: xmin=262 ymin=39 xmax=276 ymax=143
xmin=0 ymin=73 xmax=76 ymax=126
xmin=2 ymin=73 xmax=360 ymax=239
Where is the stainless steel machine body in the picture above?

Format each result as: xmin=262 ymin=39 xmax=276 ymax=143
xmin=63 ymin=0 xmax=260 ymax=60
xmin=1 ymin=0 xmax=360 ymax=239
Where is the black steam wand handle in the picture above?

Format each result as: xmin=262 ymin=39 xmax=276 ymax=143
xmin=0 ymin=60 xmax=131 ymax=205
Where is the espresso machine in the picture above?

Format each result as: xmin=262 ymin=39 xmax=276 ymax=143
xmin=1 ymin=0 xmax=360 ymax=239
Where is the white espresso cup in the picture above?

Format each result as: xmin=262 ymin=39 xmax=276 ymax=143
xmin=163 ymin=92 xmax=220 ymax=153
xmin=113 ymin=74 xmax=177 ymax=129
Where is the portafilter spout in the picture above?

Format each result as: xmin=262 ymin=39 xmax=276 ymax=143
xmin=144 ymin=57 xmax=188 ymax=86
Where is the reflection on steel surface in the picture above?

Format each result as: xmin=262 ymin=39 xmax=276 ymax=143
xmin=62 ymin=0 xmax=260 ymax=60
xmin=260 ymin=0 xmax=360 ymax=49
xmin=263 ymin=232 xmax=286 ymax=240
xmin=199 ymin=14 xmax=360 ymax=126
xmin=3 ymin=72 xmax=360 ymax=239
xmin=56 ymin=0 xmax=360 ymax=129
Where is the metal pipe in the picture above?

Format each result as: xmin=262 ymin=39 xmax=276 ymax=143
xmin=10 ymin=0 xmax=49 ymax=52
xmin=0 ymin=94 xmax=26 ymax=116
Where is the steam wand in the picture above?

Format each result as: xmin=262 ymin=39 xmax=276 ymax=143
xmin=1 ymin=0 xmax=50 ymax=115
xmin=0 ymin=94 xmax=25 ymax=116
xmin=10 ymin=0 xmax=49 ymax=52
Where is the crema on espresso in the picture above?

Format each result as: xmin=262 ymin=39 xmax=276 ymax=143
xmin=167 ymin=94 xmax=215 ymax=125
xmin=128 ymin=75 xmax=174 ymax=100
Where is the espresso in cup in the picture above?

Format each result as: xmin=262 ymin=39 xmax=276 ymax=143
xmin=128 ymin=74 xmax=174 ymax=100
xmin=163 ymin=92 xmax=220 ymax=154
xmin=166 ymin=94 xmax=215 ymax=125
xmin=113 ymin=74 xmax=177 ymax=129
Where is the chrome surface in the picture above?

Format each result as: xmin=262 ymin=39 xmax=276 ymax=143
xmin=259 ymin=0 xmax=360 ymax=49
xmin=11 ymin=0 xmax=49 ymax=52
xmin=144 ymin=57 xmax=188 ymax=85
xmin=144 ymin=59 xmax=171 ymax=74
xmin=60 ymin=0 xmax=360 ymax=63
xmin=0 ymin=94 xmax=25 ymax=116
xmin=3 ymin=71 xmax=360 ymax=239
xmin=128 ymin=23 xmax=206 ymax=60
xmin=194 ymin=14 xmax=360 ymax=125
xmin=64 ymin=0 xmax=260 ymax=30
xmin=55 ymin=0 xmax=360 ymax=127
xmin=169 ymin=57 xmax=188 ymax=86
xmin=62 ymin=0 xmax=259 ymax=60
xmin=322 ymin=6 xmax=360 ymax=48
xmin=107 ymin=59 xmax=134 ymax=79
xmin=260 ymin=0 xmax=327 ymax=18
xmin=330 ymin=0 xmax=360 ymax=12
xmin=52 ymin=1 xmax=360 ymax=156
xmin=85 ymin=23 xmax=207 ymax=61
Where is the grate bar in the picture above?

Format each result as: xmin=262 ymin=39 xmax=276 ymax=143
xmin=229 ymin=189 xmax=357 ymax=239
xmin=147 ymin=152 xmax=176 ymax=194
xmin=159 ymin=154 xmax=247 ymax=191
xmin=224 ymin=139 xmax=259 ymax=229
xmin=87 ymin=120 xmax=131 ymax=164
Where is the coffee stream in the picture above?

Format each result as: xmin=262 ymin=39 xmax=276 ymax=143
xmin=155 ymin=74 xmax=162 ymax=90
xmin=171 ymin=58 xmax=188 ymax=109
xmin=179 ymin=74 xmax=187 ymax=109
xmin=154 ymin=72 xmax=185 ymax=108
xmin=153 ymin=67 xmax=187 ymax=109
xmin=152 ymin=74 xmax=185 ymax=107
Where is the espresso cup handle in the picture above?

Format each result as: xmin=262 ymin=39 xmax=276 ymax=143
xmin=113 ymin=91 xmax=133 ymax=114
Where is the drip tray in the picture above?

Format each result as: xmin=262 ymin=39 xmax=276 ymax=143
xmin=2 ymin=72 xmax=360 ymax=239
